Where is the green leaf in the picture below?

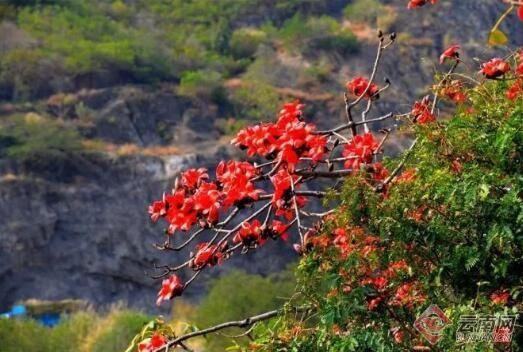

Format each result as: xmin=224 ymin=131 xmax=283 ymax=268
xmin=488 ymin=29 xmax=508 ymax=46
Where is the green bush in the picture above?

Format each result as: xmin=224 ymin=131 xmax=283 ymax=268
xmin=231 ymin=80 xmax=282 ymax=121
xmin=0 ymin=318 xmax=50 ymax=352
xmin=178 ymin=70 xmax=224 ymax=100
xmin=48 ymin=311 xmax=98 ymax=352
xmin=344 ymin=0 xmax=384 ymax=25
xmin=0 ymin=308 xmax=149 ymax=352
xmin=230 ymin=28 xmax=268 ymax=59
xmin=195 ymin=270 xmax=295 ymax=351
xmin=275 ymin=15 xmax=359 ymax=56
xmin=85 ymin=309 xmax=151 ymax=352
xmin=254 ymin=78 xmax=523 ymax=351
xmin=0 ymin=114 xmax=83 ymax=161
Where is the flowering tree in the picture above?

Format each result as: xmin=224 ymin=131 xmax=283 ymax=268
xmin=130 ymin=2 xmax=523 ymax=351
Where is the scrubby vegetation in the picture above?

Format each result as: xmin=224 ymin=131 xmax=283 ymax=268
xmin=0 ymin=113 xmax=83 ymax=161
xmin=0 ymin=270 xmax=292 ymax=352
xmin=0 ymin=308 xmax=150 ymax=352
xmin=0 ymin=0 xmax=359 ymax=103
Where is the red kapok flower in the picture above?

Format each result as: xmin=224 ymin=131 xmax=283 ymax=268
xmin=518 ymin=6 xmax=523 ymax=22
xmin=439 ymin=44 xmax=460 ymax=64
xmin=396 ymin=168 xmax=416 ymax=183
xmin=411 ymin=96 xmax=436 ymax=124
xmin=371 ymin=162 xmax=389 ymax=182
xmin=191 ymin=242 xmax=226 ymax=269
xmin=138 ymin=333 xmax=168 ymax=352
xmin=149 ymin=200 xmax=167 ymax=222
xmin=234 ymin=219 xmax=265 ymax=247
xmin=277 ymin=100 xmax=304 ymax=127
xmin=407 ymin=0 xmax=437 ymax=9
xmin=346 ymin=76 xmax=379 ymax=100
xmin=231 ymin=123 xmax=278 ymax=157
xmin=480 ymin=58 xmax=511 ymax=79
xmin=342 ymin=132 xmax=380 ymax=169
xmin=490 ymin=290 xmax=510 ymax=305
xmin=156 ymin=274 xmax=184 ymax=305
xmin=181 ymin=168 xmax=208 ymax=190
xmin=192 ymin=182 xmax=222 ymax=225
xmin=393 ymin=329 xmax=405 ymax=344
xmin=217 ymin=161 xmax=263 ymax=207
xmin=390 ymin=282 xmax=426 ymax=309
xmin=267 ymin=220 xmax=289 ymax=241
xmin=367 ymin=296 xmax=383 ymax=310
xmin=440 ymin=80 xmax=467 ymax=103
xmin=506 ymin=80 xmax=523 ymax=100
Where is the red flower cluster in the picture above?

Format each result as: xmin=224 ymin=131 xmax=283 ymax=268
xmin=156 ymin=274 xmax=184 ymax=306
xmin=346 ymin=77 xmax=379 ymax=100
xmin=506 ymin=54 xmax=523 ymax=100
xmin=407 ymin=0 xmax=437 ymax=9
xmin=271 ymin=169 xmax=307 ymax=219
xmin=232 ymin=101 xmax=328 ymax=171
xmin=480 ymin=58 xmax=511 ymax=79
xmin=191 ymin=242 xmax=227 ymax=270
xmin=519 ymin=6 xmax=523 ymax=21
xmin=333 ymin=227 xmax=381 ymax=258
xmin=440 ymin=80 xmax=467 ymax=103
xmin=216 ymin=161 xmax=262 ymax=207
xmin=138 ymin=333 xmax=167 ymax=352
xmin=371 ymin=162 xmax=389 ymax=182
xmin=439 ymin=45 xmax=460 ymax=64
xmin=507 ymin=80 xmax=523 ymax=100
xmin=395 ymin=168 xmax=416 ymax=183
xmin=233 ymin=219 xmax=289 ymax=248
xmin=490 ymin=290 xmax=510 ymax=305
xmin=390 ymin=281 xmax=427 ymax=309
xmin=411 ymin=96 xmax=436 ymax=124
xmin=149 ymin=163 xmax=263 ymax=234
xmin=234 ymin=219 xmax=265 ymax=247
xmin=393 ymin=329 xmax=404 ymax=344
xmin=342 ymin=132 xmax=380 ymax=169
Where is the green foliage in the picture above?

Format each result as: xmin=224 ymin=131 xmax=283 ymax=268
xmin=274 ymin=15 xmax=360 ymax=56
xmin=0 ymin=114 xmax=83 ymax=161
xmin=231 ymin=80 xmax=282 ymax=121
xmin=195 ymin=270 xmax=295 ymax=351
xmin=86 ymin=310 xmax=151 ymax=352
xmin=344 ymin=0 xmax=384 ymax=23
xmin=254 ymin=78 xmax=523 ymax=350
xmin=0 ymin=308 xmax=149 ymax=352
xmin=0 ymin=318 xmax=50 ymax=352
xmin=178 ymin=70 xmax=224 ymax=100
xmin=48 ymin=312 xmax=98 ymax=352
xmin=230 ymin=28 xmax=268 ymax=59
xmin=343 ymin=0 xmax=397 ymax=32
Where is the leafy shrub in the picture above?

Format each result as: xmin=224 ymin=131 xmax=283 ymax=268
xmin=230 ymin=28 xmax=268 ymax=59
xmin=48 ymin=311 xmax=98 ymax=352
xmin=194 ymin=270 xmax=295 ymax=351
xmin=178 ymin=70 xmax=224 ymax=101
xmin=230 ymin=80 xmax=282 ymax=120
xmin=275 ymin=15 xmax=359 ymax=56
xmin=0 ymin=318 xmax=50 ymax=352
xmin=253 ymin=79 xmax=523 ymax=351
xmin=0 ymin=114 xmax=83 ymax=161
xmin=83 ymin=309 xmax=151 ymax=352
xmin=344 ymin=0 xmax=384 ymax=25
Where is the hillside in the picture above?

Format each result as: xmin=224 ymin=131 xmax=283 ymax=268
xmin=0 ymin=0 xmax=522 ymax=313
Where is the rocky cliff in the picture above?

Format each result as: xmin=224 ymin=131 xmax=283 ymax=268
xmin=0 ymin=0 xmax=522 ymax=313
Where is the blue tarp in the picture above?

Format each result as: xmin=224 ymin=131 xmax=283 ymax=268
xmin=0 ymin=305 xmax=61 ymax=327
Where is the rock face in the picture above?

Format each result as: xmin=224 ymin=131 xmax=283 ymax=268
xmin=1 ymin=0 xmax=522 ymax=312
xmin=0 ymin=149 xmax=298 ymax=312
